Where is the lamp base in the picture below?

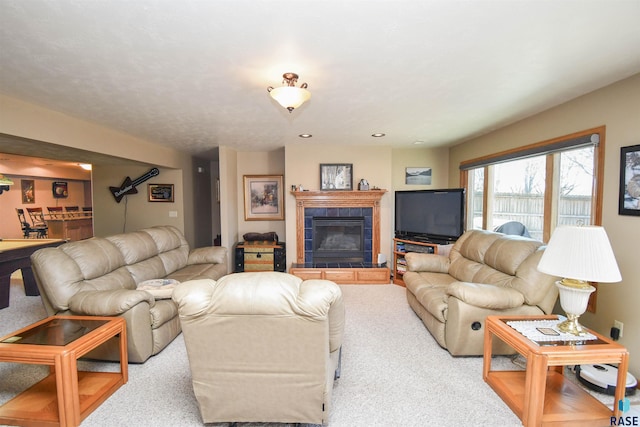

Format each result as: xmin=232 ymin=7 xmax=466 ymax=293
xmin=556 ymin=281 xmax=596 ymax=336
xmin=557 ymin=313 xmax=589 ymax=335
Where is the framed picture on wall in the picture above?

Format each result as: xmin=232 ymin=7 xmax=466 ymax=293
xmin=405 ymin=167 xmax=432 ymax=185
xmin=243 ymin=175 xmax=284 ymax=220
xmin=148 ymin=184 xmax=174 ymax=202
xmin=21 ymin=179 xmax=35 ymax=203
xmin=619 ymin=144 xmax=640 ymax=216
xmin=320 ymin=163 xmax=353 ymax=190
xmin=52 ymin=181 xmax=68 ymax=198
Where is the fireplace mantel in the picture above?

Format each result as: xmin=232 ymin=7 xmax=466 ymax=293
xmin=291 ymin=190 xmax=387 ymax=263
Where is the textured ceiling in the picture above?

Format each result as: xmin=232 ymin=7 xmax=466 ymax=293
xmin=1 ymin=0 xmax=640 ymax=157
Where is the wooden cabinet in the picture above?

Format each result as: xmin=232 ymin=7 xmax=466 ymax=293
xmin=46 ymin=217 xmax=93 ymax=241
xmin=393 ymin=238 xmax=440 ymax=286
xmin=289 ymin=266 xmax=389 ymax=284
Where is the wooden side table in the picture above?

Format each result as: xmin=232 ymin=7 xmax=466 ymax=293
xmin=483 ymin=315 xmax=629 ymax=427
xmin=0 ymin=315 xmax=128 ymax=427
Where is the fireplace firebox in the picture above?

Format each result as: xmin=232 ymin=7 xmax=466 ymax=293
xmin=312 ymin=216 xmax=365 ymax=263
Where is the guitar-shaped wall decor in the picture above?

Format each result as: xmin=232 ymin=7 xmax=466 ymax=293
xmin=109 ymin=168 xmax=160 ymax=203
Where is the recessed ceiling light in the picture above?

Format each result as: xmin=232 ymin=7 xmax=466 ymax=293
xmin=371 ymin=133 xmax=386 ymax=137
xmin=413 ymin=141 xmax=425 ymax=145
xmin=298 ymin=134 xmax=313 ymax=138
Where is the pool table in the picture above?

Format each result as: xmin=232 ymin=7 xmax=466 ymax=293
xmin=0 ymin=239 xmax=66 ymax=309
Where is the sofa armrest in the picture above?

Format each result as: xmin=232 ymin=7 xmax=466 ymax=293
xmin=405 ymin=252 xmax=450 ymax=273
xmin=172 ymin=279 xmax=215 ymax=318
xmin=446 ymin=281 xmax=524 ymax=310
xmin=187 ymin=246 xmax=227 ymax=265
xmin=68 ymin=289 xmax=155 ymax=316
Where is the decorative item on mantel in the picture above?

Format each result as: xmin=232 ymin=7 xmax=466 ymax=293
xmin=537 ymin=225 xmax=622 ymax=336
xmin=358 ymin=179 xmax=369 ymax=191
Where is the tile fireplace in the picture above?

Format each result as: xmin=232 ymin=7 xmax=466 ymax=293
xmin=290 ymin=190 xmax=390 ymax=284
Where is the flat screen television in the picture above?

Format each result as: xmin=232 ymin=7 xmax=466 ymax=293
xmin=394 ymin=188 xmax=466 ymax=244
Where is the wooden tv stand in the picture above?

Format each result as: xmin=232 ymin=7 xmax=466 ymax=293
xmin=393 ymin=238 xmax=453 ymax=286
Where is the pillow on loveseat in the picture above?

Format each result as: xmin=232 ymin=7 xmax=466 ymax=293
xmin=137 ymin=278 xmax=180 ymax=299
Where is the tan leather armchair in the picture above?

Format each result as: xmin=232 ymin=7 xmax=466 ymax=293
xmin=172 ymin=272 xmax=345 ymax=425
xmin=403 ymin=229 xmax=559 ymax=356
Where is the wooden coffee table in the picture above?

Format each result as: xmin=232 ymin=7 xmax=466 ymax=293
xmin=0 ymin=315 xmax=128 ymax=427
xmin=483 ymin=314 xmax=629 ymax=427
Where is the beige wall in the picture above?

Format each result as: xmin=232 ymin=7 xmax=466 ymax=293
xmin=236 ymin=149 xmax=286 ymax=242
xmin=391 ymin=146 xmax=450 ymax=190
xmin=92 ymin=165 xmax=184 ymax=237
xmin=449 ymin=73 xmax=640 ymax=377
xmin=218 ymin=146 xmax=239 ymax=272
xmin=284 ymin=144 xmax=395 ymax=269
xmin=0 ymin=94 xmax=197 ymax=244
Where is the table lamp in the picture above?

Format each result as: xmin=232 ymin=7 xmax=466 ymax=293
xmin=537 ymin=225 xmax=621 ymax=335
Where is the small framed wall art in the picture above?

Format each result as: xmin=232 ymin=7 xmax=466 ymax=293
xmin=148 ymin=184 xmax=174 ymax=202
xmin=320 ymin=163 xmax=353 ymax=190
xmin=619 ymin=144 xmax=640 ymax=216
xmin=52 ymin=181 xmax=68 ymax=198
xmin=21 ymin=179 xmax=35 ymax=203
xmin=405 ymin=167 xmax=432 ymax=185
xmin=243 ymin=175 xmax=284 ymax=221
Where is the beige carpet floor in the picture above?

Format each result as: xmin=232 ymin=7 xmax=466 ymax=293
xmin=1 ymin=276 xmax=636 ymax=426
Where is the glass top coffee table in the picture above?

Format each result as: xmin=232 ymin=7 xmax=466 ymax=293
xmin=483 ymin=314 xmax=629 ymax=427
xmin=0 ymin=316 xmax=128 ymax=427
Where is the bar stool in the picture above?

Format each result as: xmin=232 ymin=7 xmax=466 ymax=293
xmin=65 ymin=206 xmax=79 ymax=217
xmin=47 ymin=206 xmax=64 ymax=219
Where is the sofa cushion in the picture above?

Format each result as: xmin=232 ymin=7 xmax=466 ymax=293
xmin=446 ymin=281 xmax=525 ymax=310
xmin=143 ymin=225 xmax=188 ymax=253
xmin=107 ymin=231 xmax=158 ymax=264
xmin=454 ymin=230 xmax=501 ymax=264
xmin=483 ymin=236 xmax=542 ymax=276
xmin=61 ymin=238 xmax=125 ymax=280
xmin=125 ymin=256 xmax=168 ymax=284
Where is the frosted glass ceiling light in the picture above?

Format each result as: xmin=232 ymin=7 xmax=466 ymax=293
xmin=267 ymin=73 xmax=311 ymax=113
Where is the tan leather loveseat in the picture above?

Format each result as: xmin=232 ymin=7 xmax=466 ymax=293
xmin=403 ymin=229 xmax=558 ymax=356
xmin=173 ymin=272 xmax=345 ymax=425
xmin=30 ymin=225 xmax=228 ymax=363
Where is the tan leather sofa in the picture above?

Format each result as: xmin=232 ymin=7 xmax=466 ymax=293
xmin=173 ymin=272 xmax=345 ymax=425
xmin=30 ymin=225 xmax=228 ymax=363
xmin=403 ymin=229 xmax=558 ymax=356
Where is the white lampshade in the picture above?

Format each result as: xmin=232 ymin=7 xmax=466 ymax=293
xmin=537 ymin=225 xmax=621 ymax=283
xmin=269 ymin=86 xmax=311 ymax=112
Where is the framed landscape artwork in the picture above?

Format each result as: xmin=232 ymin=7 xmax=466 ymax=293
xmin=243 ymin=175 xmax=284 ymax=221
xmin=320 ymin=163 xmax=353 ymax=190
xmin=619 ymin=144 xmax=640 ymax=216
xmin=405 ymin=167 xmax=432 ymax=185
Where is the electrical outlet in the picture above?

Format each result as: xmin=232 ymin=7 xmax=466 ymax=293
xmin=613 ymin=320 xmax=623 ymax=338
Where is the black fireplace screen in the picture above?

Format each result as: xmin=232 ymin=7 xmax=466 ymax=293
xmin=312 ymin=216 xmax=365 ymax=263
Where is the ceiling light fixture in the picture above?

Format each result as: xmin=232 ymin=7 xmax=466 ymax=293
xmin=372 ymin=133 xmax=386 ymax=137
xmin=267 ymin=73 xmax=311 ymax=113
xmin=0 ymin=173 xmax=14 ymax=195
xmin=298 ymin=134 xmax=313 ymax=138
